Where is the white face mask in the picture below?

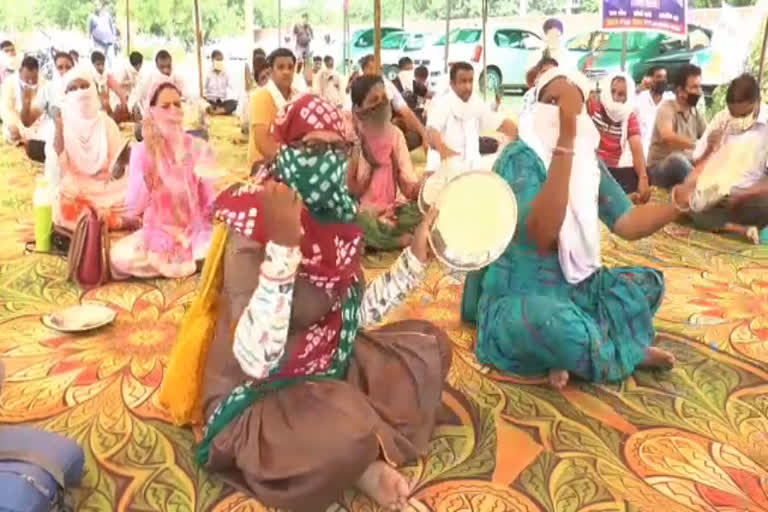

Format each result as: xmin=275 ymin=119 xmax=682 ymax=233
xmin=728 ymin=107 xmax=758 ymax=133
xmin=600 ymin=87 xmax=632 ymax=123
xmin=1 ymin=53 xmax=19 ymax=71
xmin=527 ymin=103 xmax=599 ymax=164
xmin=398 ymin=70 xmax=414 ymax=91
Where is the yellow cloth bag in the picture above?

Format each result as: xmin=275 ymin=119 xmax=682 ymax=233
xmin=159 ymin=223 xmax=228 ymax=426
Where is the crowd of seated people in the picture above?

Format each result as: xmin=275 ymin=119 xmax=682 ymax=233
xmin=6 ymin=35 xmax=768 ymax=512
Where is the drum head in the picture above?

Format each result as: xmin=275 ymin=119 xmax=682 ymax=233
xmin=428 ymin=171 xmax=517 ymax=271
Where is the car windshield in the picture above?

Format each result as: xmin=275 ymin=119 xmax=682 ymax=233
xmin=435 ymin=29 xmax=481 ymax=46
xmin=382 ymin=33 xmax=407 ymax=49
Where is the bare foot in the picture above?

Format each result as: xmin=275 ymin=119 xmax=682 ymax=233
xmin=639 ymin=346 xmax=676 ymax=369
xmin=746 ymin=226 xmax=760 ymax=245
xmin=548 ymin=369 xmax=569 ymax=390
xmin=356 ymin=460 xmax=410 ymax=511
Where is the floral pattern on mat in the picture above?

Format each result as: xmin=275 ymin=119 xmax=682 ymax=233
xmin=0 ymin=118 xmax=766 ymax=511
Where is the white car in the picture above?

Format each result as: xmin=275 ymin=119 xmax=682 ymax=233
xmin=379 ymin=31 xmax=433 ymax=81
xmin=413 ymin=26 xmax=546 ymax=94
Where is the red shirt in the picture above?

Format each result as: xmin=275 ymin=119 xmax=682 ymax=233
xmin=587 ymin=97 xmax=640 ymax=168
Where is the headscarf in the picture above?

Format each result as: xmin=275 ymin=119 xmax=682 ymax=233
xmin=599 ymin=72 xmax=636 ymax=165
xmin=140 ymin=77 xmax=215 ymax=249
xmin=59 ymin=66 xmax=109 ymax=175
xmin=519 ymin=67 xmax=602 ymax=284
xmin=199 ymin=96 xmax=363 ymax=463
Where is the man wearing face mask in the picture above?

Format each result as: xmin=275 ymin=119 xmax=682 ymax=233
xmin=204 ymin=50 xmax=237 ymax=115
xmin=635 ymin=66 xmax=675 ymax=158
xmin=391 ymin=57 xmax=429 ymax=123
xmin=646 ymin=64 xmax=706 ymax=189
xmin=688 ymin=74 xmax=768 ymax=243
xmin=587 ymin=72 xmax=649 ymax=204
xmin=1 ymin=56 xmax=49 ymax=161
xmin=426 ymin=62 xmax=517 ymax=173
xmin=0 ymin=41 xmax=19 ymax=86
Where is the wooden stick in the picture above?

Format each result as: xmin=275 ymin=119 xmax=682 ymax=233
xmin=482 ymin=0 xmax=487 ymax=99
xmin=125 ymin=0 xmax=131 ymax=54
xmin=374 ymin=0 xmax=382 ymax=73
xmin=444 ymin=0 xmax=451 ymax=74
xmin=759 ymin=19 xmax=768 ymax=86
xmin=193 ymin=0 xmax=204 ymax=98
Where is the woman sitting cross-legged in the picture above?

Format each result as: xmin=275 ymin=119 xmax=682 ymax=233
xmin=110 ymin=78 xmax=215 ymax=279
xmin=46 ymin=66 xmax=130 ymax=231
xmin=347 ymin=75 xmax=422 ymax=250
xmin=463 ymin=68 xmax=698 ymax=390
xmin=160 ymin=95 xmax=452 ymax=511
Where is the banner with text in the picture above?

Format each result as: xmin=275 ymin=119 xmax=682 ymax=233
xmin=602 ymin=0 xmax=687 ymax=36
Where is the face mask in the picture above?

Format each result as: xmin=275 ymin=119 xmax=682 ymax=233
xmin=686 ymin=93 xmax=701 ymax=107
xmin=526 ymin=103 xmax=599 ymax=164
xmin=728 ymin=108 xmax=758 ymax=133
xmin=63 ymin=87 xmax=100 ymax=120
xmin=356 ymin=101 xmax=391 ymax=128
xmin=213 ymin=60 xmax=224 ymax=72
xmin=20 ymin=81 xmax=38 ymax=91
xmin=600 ymin=86 xmax=632 ymax=123
xmin=398 ymin=70 xmax=414 ymax=91
xmin=652 ymin=81 xmax=667 ymax=94
xmin=274 ymin=147 xmax=357 ymax=223
xmin=0 ymin=53 xmax=19 ymax=70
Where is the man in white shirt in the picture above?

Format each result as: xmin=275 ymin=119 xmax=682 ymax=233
xmin=1 ymin=56 xmax=49 ymax=161
xmin=0 ymin=40 xmax=18 ymax=87
xmin=312 ymin=55 xmax=343 ymax=107
xmin=115 ymin=51 xmax=143 ymax=99
xmin=204 ymin=50 xmax=237 ymax=115
xmin=689 ymin=73 xmax=768 ymax=241
xmin=635 ymin=66 xmax=675 ymax=157
xmin=426 ymin=61 xmax=517 ymax=173
xmin=129 ymin=50 xmax=187 ymax=119
xmin=359 ymin=54 xmax=428 ymax=152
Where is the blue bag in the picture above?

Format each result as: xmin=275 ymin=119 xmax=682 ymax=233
xmin=0 ymin=427 xmax=85 ymax=512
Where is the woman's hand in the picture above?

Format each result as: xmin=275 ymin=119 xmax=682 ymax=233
xmin=262 ymin=181 xmax=304 ymax=247
xmin=410 ymin=207 xmax=439 ymax=263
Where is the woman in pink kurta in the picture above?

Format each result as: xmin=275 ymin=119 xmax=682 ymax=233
xmin=347 ymin=75 xmax=421 ymax=250
xmin=110 ymin=78 xmax=215 ymax=279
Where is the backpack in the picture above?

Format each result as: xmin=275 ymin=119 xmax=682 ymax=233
xmin=67 ymin=206 xmax=110 ymax=289
xmin=0 ymin=427 xmax=85 ymax=512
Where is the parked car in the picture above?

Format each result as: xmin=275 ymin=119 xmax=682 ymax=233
xmin=414 ymin=26 xmax=545 ymax=94
xmin=349 ymin=26 xmax=404 ymax=63
xmin=573 ymin=25 xmax=716 ymax=91
xmin=380 ymin=31 xmax=431 ymax=80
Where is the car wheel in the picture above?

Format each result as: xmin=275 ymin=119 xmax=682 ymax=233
xmin=383 ymin=65 xmax=399 ymax=82
xmin=480 ymin=68 xmax=502 ymax=94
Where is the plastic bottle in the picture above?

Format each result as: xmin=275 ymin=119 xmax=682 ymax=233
xmin=33 ymin=177 xmax=52 ymax=253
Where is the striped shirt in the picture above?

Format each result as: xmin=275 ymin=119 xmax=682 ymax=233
xmin=587 ymin=97 xmax=640 ymax=168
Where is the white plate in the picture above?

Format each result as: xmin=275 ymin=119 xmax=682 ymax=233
xmin=428 ymin=171 xmax=517 ymax=271
xmin=42 ymin=303 xmax=117 ymax=333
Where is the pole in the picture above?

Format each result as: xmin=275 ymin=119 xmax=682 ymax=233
xmin=125 ymin=0 xmax=130 ymax=53
xmin=401 ymin=0 xmax=405 ymax=28
xmin=759 ymin=19 xmax=768 ymax=85
xmin=278 ymin=0 xmax=282 ymax=49
xmin=374 ymin=0 xmax=382 ymax=73
xmin=193 ymin=0 xmax=204 ymax=98
xmin=444 ymin=0 xmax=451 ymax=74
xmin=342 ymin=8 xmax=347 ymax=74
xmin=482 ymin=0 xmax=487 ymax=99
xmin=621 ymin=32 xmax=628 ymax=72
xmin=245 ymin=0 xmax=253 ymax=50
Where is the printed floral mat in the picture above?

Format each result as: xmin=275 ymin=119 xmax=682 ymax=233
xmin=0 ymin=117 xmax=767 ymax=511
